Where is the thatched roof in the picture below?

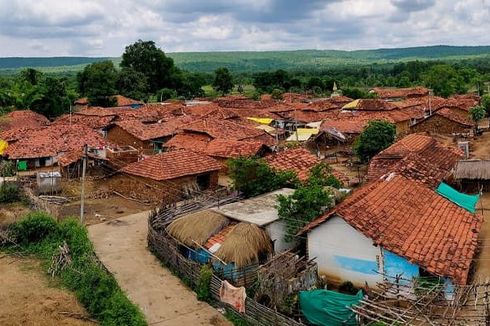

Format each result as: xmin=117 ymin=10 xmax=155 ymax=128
xmin=215 ymin=223 xmax=273 ymax=267
xmin=166 ymin=210 xmax=229 ymax=247
xmin=454 ymin=160 xmax=490 ymax=180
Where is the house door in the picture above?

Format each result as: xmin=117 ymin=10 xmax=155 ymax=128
xmin=197 ymin=174 xmax=211 ymax=190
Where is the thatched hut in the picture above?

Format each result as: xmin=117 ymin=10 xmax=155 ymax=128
xmin=166 ymin=210 xmax=229 ymax=247
xmin=453 ymin=160 xmax=490 ymax=192
xmin=166 ymin=209 xmax=273 ymax=286
xmin=214 ymin=223 xmax=273 ymax=268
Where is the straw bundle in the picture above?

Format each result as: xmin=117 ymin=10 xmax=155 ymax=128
xmin=166 ymin=210 xmax=229 ymax=247
xmin=215 ymin=223 xmax=273 ymax=267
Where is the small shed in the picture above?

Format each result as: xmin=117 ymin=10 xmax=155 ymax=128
xmin=37 ymin=171 xmax=62 ymax=194
xmin=212 ymin=188 xmax=296 ymax=253
xmin=453 ymin=160 xmax=490 ymax=192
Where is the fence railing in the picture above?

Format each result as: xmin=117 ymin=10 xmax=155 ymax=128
xmin=148 ymin=216 xmax=305 ymax=326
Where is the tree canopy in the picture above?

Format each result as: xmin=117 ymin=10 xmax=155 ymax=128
xmin=353 ymin=120 xmax=396 ymax=162
xmin=227 ymin=157 xmax=299 ymax=198
xmin=77 ymin=60 xmax=118 ymax=106
xmin=212 ymin=67 xmax=234 ymax=95
xmin=121 ymin=40 xmax=178 ymax=93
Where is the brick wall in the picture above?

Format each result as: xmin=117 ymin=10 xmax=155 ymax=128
xmin=410 ymin=115 xmax=470 ymax=135
xmin=106 ymin=126 xmax=153 ymax=154
xmin=107 ymin=171 xmax=219 ymax=204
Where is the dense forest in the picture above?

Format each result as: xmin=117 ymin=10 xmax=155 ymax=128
xmin=1 ymin=43 xmax=490 ymax=118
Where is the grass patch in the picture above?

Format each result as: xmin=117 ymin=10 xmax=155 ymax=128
xmin=4 ymin=211 xmax=146 ymax=326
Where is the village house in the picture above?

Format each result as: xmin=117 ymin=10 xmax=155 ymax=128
xmin=367 ymin=133 xmax=463 ymax=187
xmin=299 ymin=173 xmax=482 ymax=291
xmin=0 ymin=110 xmax=50 ymax=131
xmin=2 ymin=124 xmax=106 ymax=171
xmin=453 ymin=159 xmax=490 ymax=192
xmin=106 ymin=116 xmax=195 ymax=154
xmin=410 ymin=108 xmax=473 ymax=135
xmin=110 ymin=150 xmax=222 ymax=203
xmin=166 ymin=209 xmax=273 ymax=286
xmin=212 ymin=188 xmax=296 ymax=254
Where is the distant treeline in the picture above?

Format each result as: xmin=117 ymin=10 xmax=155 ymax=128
xmin=2 ymin=45 xmax=490 ymax=73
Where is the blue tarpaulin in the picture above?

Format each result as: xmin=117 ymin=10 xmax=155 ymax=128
xmin=436 ymin=182 xmax=479 ymax=213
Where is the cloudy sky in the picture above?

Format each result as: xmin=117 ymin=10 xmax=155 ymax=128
xmin=0 ymin=0 xmax=489 ymax=56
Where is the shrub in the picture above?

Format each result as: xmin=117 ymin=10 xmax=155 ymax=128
xmin=353 ymin=120 xmax=396 ymax=162
xmin=0 ymin=183 xmax=20 ymax=203
xmin=0 ymin=160 xmax=16 ymax=177
xmin=196 ymin=264 xmax=213 ymax=302
xmin=10 ymin=212 xmax=59 ymax=245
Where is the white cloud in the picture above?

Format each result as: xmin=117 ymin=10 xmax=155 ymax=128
xmin=0 ymin=0 xmax=489 ymax=56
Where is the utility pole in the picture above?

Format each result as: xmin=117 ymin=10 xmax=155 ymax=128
xmin=80 ymin=144 xmax=88 ymax=224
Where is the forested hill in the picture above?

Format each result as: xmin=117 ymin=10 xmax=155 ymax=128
xmin=2 ymin=45 xmax=490 ymax=73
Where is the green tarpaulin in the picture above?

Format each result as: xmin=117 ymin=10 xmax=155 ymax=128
xmin=17 ymin=160 xmax=27 ymax=171
xmin=436 ymin=182 xmax=479 ymax=213
xmin=299 ymin=289 xmax=363 ymax=326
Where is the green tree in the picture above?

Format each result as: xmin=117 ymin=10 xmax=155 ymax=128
xmin=121 ymin=40 xmax=179 ymax=93
xmin=116 ymin=67 xmax=149 ymax=101
xmin=212 ymin=67 xmax=234 ymax=95
xmin=77 ymin=60 xmax=117 ymax=106
xmin=423 ymin=64 xmax=461 ymax=98
xmin=469 ymin=105 xmax=486 ymax=131
xmin=227 ymin=157 xmax=299 ymax=198
xmin=307 ymin=162 xmax=343 ymax=189
xmin=481 ymin=95 xmax=490 ymax=115
xmin=178 ymin=72 xmax=206 ymax=99
xmin=353 ymin=120 xmax=396 ymax=162
xmin=277 ymin=184 xmax=332 ymax=242
xmin=31 ymin=77 xmax=71 ymax=117
xmin=306 ymin=77 xmax=325 ymax=92
xmin=156 ymin=88 xmax=177 ymax=101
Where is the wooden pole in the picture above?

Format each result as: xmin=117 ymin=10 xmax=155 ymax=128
xmin=80 ymin=144 xmax=87 ymax=225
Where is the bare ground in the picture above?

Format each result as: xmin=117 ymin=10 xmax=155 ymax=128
xmin=474 ymin=192 xmax=490 ymax=280
xmin=0 ymin=202 xmax=30 ymax=226
xmin=59 ymin=196 xmax=150 ymax=225
xmin=0 ymin=256 xmax=93 ymax=326
xmin=469 ymin=131 xmax=490 ymax=160
xmin=88 ymin=211 xmax=230 ymax=326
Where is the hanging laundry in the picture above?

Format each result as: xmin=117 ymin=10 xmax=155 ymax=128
xmin=219 ymin=280 xmax=247 ymax=313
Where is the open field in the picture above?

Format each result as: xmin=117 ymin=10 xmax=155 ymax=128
xmin=0 ymin=257 xmax=93 ymax=326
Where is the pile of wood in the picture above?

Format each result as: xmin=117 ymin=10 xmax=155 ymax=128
xmin=48 ymin=241 xmax=72 ymax=277
xmin=39 ymin=195 xmax=70 ymax=205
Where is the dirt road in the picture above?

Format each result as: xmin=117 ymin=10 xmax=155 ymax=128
xmin=88 ymin=211 xmax=230 ymax=326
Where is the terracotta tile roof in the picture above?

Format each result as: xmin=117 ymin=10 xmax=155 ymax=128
xmin=371 ymin=87 xmax=430 ymax=99
xmin=121 ymin=150 xmax=222 ymax=181
xmin=112 ymin=95 xmax=143 ymax=107
xmin=183 ymin=118 xmax=272 ymax=142
xmin=367 ymin=133 xmax=463 ymax=187
xmin=5 ymin=124 xmax=106 ymax=159
xmin=53 ymin=114 xmax=115 ymax=130
xmin=183 ymin=104 xmax=240 ymax=120
xmin=58 ymin=150 xmax=84 ymax=167
xmin=347 ymin=99 xmax=399 ymax=111
xmin=0 ymin=110 xmax=50 ymax=132
xmin=114 ymin=116 xmax=196 ymax=141
xmin=204 ymin=224 xmax=237 ymax=249
xmin=164 ymin=133 xmax=211 ymax=152
xmin=438 ymin=94 xmax=480 ymax=112
xmin=300 ymin=173 xmax=482 ymax=284
xmin=205 ymin=139 xmax=270 ymax=159
xmin=320 ymin=119 xmax=367 ymax=135
xmin=281 ymin=92 xmax=312 ymax=103
xmin=265 ymin=148 xmax=320 ymax=181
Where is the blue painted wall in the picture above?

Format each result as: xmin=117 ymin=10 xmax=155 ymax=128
xmin=383 ymin=249 xmax=420 ymax=283
xmin=333 ymin=255 xmax=379 ymax=275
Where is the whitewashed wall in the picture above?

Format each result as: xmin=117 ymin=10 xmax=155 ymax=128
xmin=308 ymin=216 xmax=383 ymax=287
xmin=266 ymin=220 xmax=295 ymax=254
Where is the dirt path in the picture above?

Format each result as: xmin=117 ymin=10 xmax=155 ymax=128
xmin=88 ymin=211 xmax=230 ymax=326
xmin=0 ymin=257 xmax=93 ymax=326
